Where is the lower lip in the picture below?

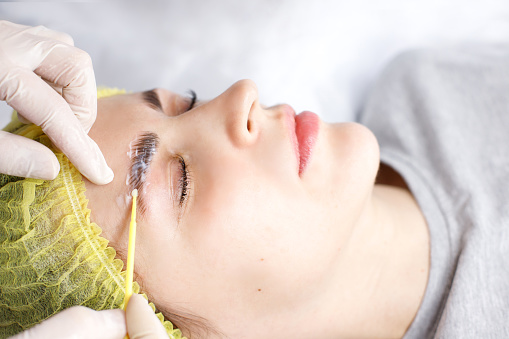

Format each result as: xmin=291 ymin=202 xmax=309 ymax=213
xmin=295 ymin=111 xmax=319 ymax=176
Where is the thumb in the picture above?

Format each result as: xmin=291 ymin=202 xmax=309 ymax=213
xmin=126 ymin=293 xmax=169 ymax=339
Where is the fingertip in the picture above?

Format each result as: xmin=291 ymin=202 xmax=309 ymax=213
xmin=86 ymin=165 xmax=114 ymax=185
xmin=104 ymin=166 xmax=115 ymax=183
xmin=49 ymin=156 xmax=61 ymax=178
xmin=89 ymin=139 xmax=114 ymax=185
xmin=25 ymin=149 xmax=61 ymax=180
xmin=125 ymin=293 xmax=160 ymax=325
xmin=127 ymin=293 xmax=149 ymax=310
xmin=74 ymin=138 xmax=114 ymax=185
xmin=126 ymin=293 xmax=168 ymax=339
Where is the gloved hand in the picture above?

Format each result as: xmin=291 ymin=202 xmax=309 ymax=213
xmin=0 ymin=20 xmax=113 ymax=185
xmin=125 ymin=293 xmax=171 ymax=339
xmin=9 ymin=294 xmax=169 ymax=339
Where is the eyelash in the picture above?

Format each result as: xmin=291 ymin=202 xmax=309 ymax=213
xmin=177 ymin=155 xmax=191 ymax=207
xmin=176 ymin=90 xmax=196 ymax=209
xmin=186 ymin=90 xmax=197 ymax=111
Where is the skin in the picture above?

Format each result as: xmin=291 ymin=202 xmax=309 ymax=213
xmin=84 ymin=80 xmax=430 ymax=338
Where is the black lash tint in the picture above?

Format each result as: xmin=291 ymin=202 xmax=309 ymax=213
xmin=177 ymin=156 xmax=190 ymax=206
xmin=187 ymin=90 xmax=197 ymax=111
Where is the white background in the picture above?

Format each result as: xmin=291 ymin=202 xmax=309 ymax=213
xmin=1 ymin=0 xmax=509 ymax=128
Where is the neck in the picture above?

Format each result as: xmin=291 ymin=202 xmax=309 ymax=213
xmin=307 ymin=184 xmax=430 ymax=338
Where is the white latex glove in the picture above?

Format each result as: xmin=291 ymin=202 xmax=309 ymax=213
xmin=9 ymin=294 xmax=169 ymax=339
xmin=0 ymin=20 xmax=114 ymax=185
xmin=125 ymin=293 xmax=171 ymax=339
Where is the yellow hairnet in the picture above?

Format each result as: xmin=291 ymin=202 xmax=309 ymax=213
xmin=0 ymin=88 xmax=184 ymax=338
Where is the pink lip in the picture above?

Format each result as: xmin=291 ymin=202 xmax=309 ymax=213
xmin=295 ymin=111 xmax=319 ymax=175
xmin=283 ymin=106 xmax=320 ymax=176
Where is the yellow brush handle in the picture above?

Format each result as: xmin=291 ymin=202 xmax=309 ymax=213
xmin=123 ymin=189 xmax=138 ymax=314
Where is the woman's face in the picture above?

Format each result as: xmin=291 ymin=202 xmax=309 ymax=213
xmin=84 ymin=80 xmax=380 ymax=336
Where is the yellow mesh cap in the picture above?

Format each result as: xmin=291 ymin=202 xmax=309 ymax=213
xmin=0 ymin=88 xmax=184 ymax=338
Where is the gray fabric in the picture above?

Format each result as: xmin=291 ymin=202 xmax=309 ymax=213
xmin=359 ymin=45 xmax=509 ymax=338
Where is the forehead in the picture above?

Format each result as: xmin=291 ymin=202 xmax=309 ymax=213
xmin=95 ymin=93 xmax=160 ymax=135
xmin=97 ymin=92 xmax=151 ymax=115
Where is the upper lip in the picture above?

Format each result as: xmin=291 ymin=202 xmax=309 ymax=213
xmin=279 ymin=104 xmax=299 ymax=173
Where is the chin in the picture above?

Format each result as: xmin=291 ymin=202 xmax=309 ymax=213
xmin=322 ymin=121 xmax=380 ymax=203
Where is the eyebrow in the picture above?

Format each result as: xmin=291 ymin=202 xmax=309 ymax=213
xmin=142 ymin=89 xmax=163 ymax=112
xmin=127 ymin=132 xmax=160 ymax=216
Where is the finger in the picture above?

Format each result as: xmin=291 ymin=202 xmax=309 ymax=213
xmin=9 ymin=307 xmax=126 ymax=339
xmin=126 ymin=294 xmax=169 ymax=339
xmin=1 ymin=25 xmax=95 ymax=132
xmin=0 ymin=131 xmax=59 ymax=179
xmin=18 ymin=79 xmax=62 ymax=124
xmin=34 ymin=42 xmax=97 ymax=132
xmin=0 ymin=65 xmax=114 ymax=185
xmin=21 ymin=79 xmax=64 ymax=124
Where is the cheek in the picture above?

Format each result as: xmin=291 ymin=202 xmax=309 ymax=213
xmin=138 ymin=123 xmax=381 ymax=316
xmin=181 ymin=159 xmax=337 ymax=301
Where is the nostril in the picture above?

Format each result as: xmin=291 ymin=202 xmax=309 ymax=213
xmin=246 ymin=99 xmax=257 ymax=133
xmin=225 ymin=79 xmax=259 ymax=146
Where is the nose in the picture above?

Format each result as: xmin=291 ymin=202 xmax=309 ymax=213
xmin=219 ymin=79 xmax=259 ymax=148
